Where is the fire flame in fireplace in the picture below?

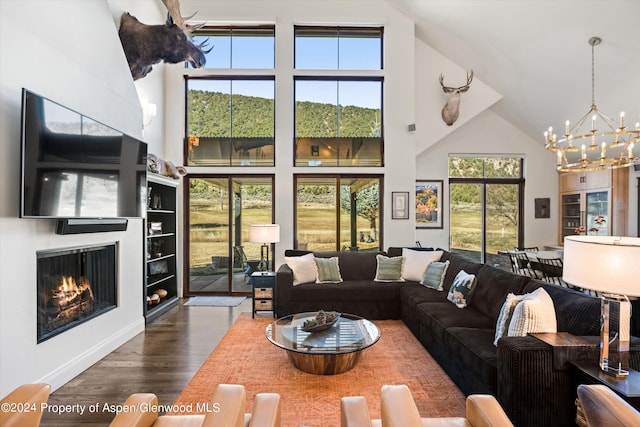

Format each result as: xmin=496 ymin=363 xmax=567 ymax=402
xmin=52 ymin=276 xmax=95 ymax=306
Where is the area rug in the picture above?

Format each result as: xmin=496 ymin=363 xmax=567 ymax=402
xmin=183 ymin=296 xmax=246 ymax=307
xmin=170 ymin=313 xmax=465 ymax=426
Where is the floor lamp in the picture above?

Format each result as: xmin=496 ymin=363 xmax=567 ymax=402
xmin=249 ymin=224 xmax=280 ymax=273
xmin=563 ymin=235 xmax=640 ymax=378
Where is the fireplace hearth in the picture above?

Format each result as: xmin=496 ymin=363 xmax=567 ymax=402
xmin=37 ymin=243 xmax=117 ymax=343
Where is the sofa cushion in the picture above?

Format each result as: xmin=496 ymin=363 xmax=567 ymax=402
xmin=494 ymin=293 xmax=526 ymax=346
xmin=374 ymin=255 xmax=405 ymax=282
xmin=289 ymin=282 xmax=340 ymax=301
xmin=472 ymin=265 xmax=529 ymax=320
xmin=507 ymin=287 xmax=557 ymax=336
xmin=444 ymin=327 xmax=499 ymax=394
xmin=416 ymin=302 xmax=495 ymax=346
xmin=284 ymin=253 xmax=316 ymax=286
xmin=314 ymin=257 xmax=343 ymax=284
xmin=421 ymin=260 xmax=449 ymax=291
xmin=401 ymin=249 xmax=443 ymax=282
xmin=334 ymin=280 xmax=405 ymax=301
xmin=447 ymin=270 xmax=477 ymax=308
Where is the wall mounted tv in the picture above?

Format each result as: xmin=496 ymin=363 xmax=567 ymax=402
xmin=20 ymin=89 xmax=148 ymax=219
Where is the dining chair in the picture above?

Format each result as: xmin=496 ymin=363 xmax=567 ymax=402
xmin=514 ymin=246 xmax=539 ymax=252
xmin=536 ymin=257 xmax=565 ymax=286
xmin=507 ymin=251 xmax=542 ymax=279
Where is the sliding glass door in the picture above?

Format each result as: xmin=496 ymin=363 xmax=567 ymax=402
xmin=186 ymin=175 xmax=274 ymax=295
xmin=294 ymin=175 xmax=382 ymax=251
xmin=449 ymin=157 xmax=523 ymax=266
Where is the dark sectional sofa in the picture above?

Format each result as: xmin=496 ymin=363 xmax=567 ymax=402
xmin=275 ymin=248 xmax=640 ymax=427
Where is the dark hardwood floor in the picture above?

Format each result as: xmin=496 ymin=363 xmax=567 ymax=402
xmin=40 ymin=298 xmax=255 ymax=426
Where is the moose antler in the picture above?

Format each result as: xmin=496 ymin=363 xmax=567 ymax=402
xmin=439 ymin=70 xmax=474 ymax=126
xmin=161 ymin=0 xmax=195 ymax=30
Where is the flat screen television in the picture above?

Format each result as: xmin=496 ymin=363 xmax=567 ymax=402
xmin=20 ymin=89 xmax=148 ymax=219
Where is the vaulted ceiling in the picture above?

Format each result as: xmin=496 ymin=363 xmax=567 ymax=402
xmin=386 ymin=0 xmax=640 ymax=145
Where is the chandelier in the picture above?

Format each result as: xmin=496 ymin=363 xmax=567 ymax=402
xmin=544 ymin=37 xmax=640 ymax=173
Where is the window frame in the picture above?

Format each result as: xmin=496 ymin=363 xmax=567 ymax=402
xmin=448 ymin=156 xmax=525 ymax=262
xmin=293 ymin=25 xmax=384 ymax=70
xmin=190 ymin=25 xmax=276 ymax=70
xmin=184 ymin=75 xmax=276 ymax=167
xmin=293 ymin=173 xmax=384 ymax=251
xmin=293 ymin=75 xmax=384 ymax=167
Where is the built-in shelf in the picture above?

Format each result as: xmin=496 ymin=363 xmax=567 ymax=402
xmin=145 ymin=174 xmax=179 ymax=323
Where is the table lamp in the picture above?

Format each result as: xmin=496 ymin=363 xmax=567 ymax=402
xmin=249 ymin=224 xmax=280 ymax=273
xmin=563 ymin=235 xmax=640 ymax=378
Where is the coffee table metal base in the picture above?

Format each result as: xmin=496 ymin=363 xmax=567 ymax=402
xmin=286 ymin=350 xmax=362 ymax=375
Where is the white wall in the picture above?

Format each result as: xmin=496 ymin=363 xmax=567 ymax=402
xmin=0 ymin=0 xmax=163 ymax=396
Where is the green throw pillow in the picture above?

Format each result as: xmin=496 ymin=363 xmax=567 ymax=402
xmin=374 ymin=255 xmax=405 ymax=282
xmin=314 ymin=257 xmax=343 ymax=283
xmin=447 ymin=270 xmax=477 ymax=308
xmin=421 ymin=260 xmax=450 ymax=291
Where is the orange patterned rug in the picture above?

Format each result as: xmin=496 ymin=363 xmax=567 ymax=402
xmin=171 ymin=313 xmax=465 ymax=426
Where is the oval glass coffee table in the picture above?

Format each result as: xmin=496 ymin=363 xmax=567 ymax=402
xmin=265 ymin=312 xmax=380 ymax=375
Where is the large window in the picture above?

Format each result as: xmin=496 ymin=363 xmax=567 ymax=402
xmin=294 ymin=26 xmax=382 ymax=70
xmin=186 ymin=27 xmax=275 ymax=166
xmin=191 ymin=27 xmax=275 ymax=69
xmin=448 ymin=157 xmax=524 ymax=264
xmin=294 ymin=26 xmax=383 ymax=167
xmin=294 ymin=175 xmax=382 ymax=251
xmin=186 ymin=77 xmax=275 ymax=166
xmin=294 ymin=77 xmax=382 ymax=167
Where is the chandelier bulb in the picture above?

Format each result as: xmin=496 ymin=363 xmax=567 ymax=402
xmin=619 ymin=112 xmax=625 ymax=128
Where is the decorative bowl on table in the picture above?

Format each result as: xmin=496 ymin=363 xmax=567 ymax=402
xmin=301 ymin=310 xmax=340 ymax=332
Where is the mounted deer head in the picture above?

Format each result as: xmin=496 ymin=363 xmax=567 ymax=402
xmin=118 ymin=0 xmax=210 ymax=80
xmin=439 ymin=70 xmax=473 ymax=126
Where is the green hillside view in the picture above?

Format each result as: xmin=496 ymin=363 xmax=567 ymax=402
xmin=187 ymin=90 xmax=381 ymax=138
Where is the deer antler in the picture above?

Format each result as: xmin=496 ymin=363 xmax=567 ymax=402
xmin=440 ymin=70 xmax=474 ymax=94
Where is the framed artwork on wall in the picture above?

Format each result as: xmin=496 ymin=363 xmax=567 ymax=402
xmin=391 ymin=192 xmax=409 ymax=219
xmin=534 ymin=198 xmax=550 ymax=218
xmin=416 ymin=180 xmax=443 ymax=229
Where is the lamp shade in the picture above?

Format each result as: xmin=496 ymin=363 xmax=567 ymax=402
xmin=248 ymin=224 xmax=280 ymax=244
xmin=563 ymin=235 xmax=640 ymax=297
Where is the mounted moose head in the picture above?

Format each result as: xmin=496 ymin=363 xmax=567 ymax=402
xmin=118 ymin=0 xmax=210 ymax=80
xmin=439 ymin=70 xmax=473 ymax=126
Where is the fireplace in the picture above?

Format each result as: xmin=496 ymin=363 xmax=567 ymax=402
xmin=37 ymin=243 xmax=117 ymax=343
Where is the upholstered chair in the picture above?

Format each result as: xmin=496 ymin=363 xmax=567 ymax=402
xmin=577 ymin=384 xmax=640 ymax=427
xmin=109 ymin=384 xmax=280 ymax=427
xmin=0 ymin=383 xmax=51 ymax=427
xmin=341 ymin=384 xmax=513 ymax=427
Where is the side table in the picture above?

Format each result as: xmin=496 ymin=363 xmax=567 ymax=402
xmin=572 ymin=361 xmax=640 ymax=409
xmin=251 ymin=271 xmax=276 ymax=318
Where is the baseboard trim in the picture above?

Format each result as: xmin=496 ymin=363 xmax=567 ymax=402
xmin=38 ymin=318 xmax=145 ymax=392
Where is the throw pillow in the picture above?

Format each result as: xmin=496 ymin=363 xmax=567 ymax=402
xmin=446 ymin=270 xmax=477 ymax=308
xmin=421 ymin=260 xmax=450 ymax=291
xmin=507 ymin=287 xmax=557 ymax=337
xmin=314 ymin=257 xmax=343 ymax=284
xmin=374 ymin=255 xmax=405 ymax=282
xmin=284 ymin=253 xmax=316 ymax=286
xmin=401 ymin=249 xmax=443 ymax=282
xmin=493 ymin=292 xmax=527 ymax=346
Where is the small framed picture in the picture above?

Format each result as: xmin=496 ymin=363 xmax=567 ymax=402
xmin=535 ymin=198 xmax=550 ymax=218
xmin=416 ymin=180 xmax=443 ymax=229
xmin=392 ymin=192 xmax=410 ymax=219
